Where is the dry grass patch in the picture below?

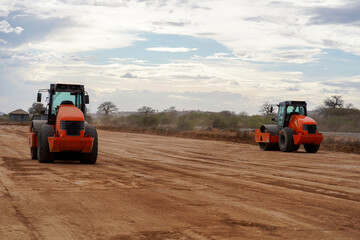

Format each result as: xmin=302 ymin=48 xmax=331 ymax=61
xmin=95 ymin=124 xmax=359 ymax=154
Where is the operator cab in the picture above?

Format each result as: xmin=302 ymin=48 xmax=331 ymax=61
xmin=37 ymin=84 xmax=89 ymax=124
xmin=276 ymin=101 xmax=307 ymax=129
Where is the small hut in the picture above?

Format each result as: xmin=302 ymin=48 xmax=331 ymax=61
xmin=9 ymin=109 xmax=29 ymax=122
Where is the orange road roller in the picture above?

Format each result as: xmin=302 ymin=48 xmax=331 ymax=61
xmin=28 ymin=83 xmax=98 ymax=163
xmin=255 ymin=101 xmax=323 ymax=153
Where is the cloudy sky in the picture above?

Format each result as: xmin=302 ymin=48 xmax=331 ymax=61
xmin=1 ymin=0 xmax=360 ymax=115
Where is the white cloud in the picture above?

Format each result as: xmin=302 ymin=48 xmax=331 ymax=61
xmin=194 ymin=49 xmax=325 ymax=64
xmin=0 ymin=49 xmax=326 ymax=113
xmin=146 ymin=47 xmax=198 ymax=52
xmin=132 ymin=59 xmax=148 ymax=64
xmin=4 ymin=0 xmax=360 ymax=60
xmin=0 ymin=1 xmax=18 ymax=17
xmin=0 ymin=20 xmax=24 ymax=34
xmin=1 ymin=0 xmax=360 ymax=113
xmin=234 ymin=48 xmax=326 ymax=64
xmin=108 ymin=57 xmax=133 ymax=62
xmin=0 ymin=39 xmax=8 ymax=44
xmin=168 ymin=94 xmax=201 ymax=101
xmin=192 ymin=52 xmax=234 ymax=60
xmin=322 ymin=76 xmax=360 ymax=90
xmin=1 ymin=48 xmax=360 ymax=114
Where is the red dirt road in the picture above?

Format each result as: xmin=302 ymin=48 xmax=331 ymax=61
xmin=0 ymin=125 xmax=360 ymax=239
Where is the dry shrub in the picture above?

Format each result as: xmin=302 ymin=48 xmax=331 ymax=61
xmin=95 ymin=124 xmax=257 ymax=145
xmin=95 ymin=124 xmax=359 ymax=154
xmin=322 ymin=136 xmax=360 ymax=154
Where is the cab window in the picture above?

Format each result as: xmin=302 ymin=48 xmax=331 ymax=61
xmin=277 ymin=105 xmax=285 ymax=125
xmin=51 ymin=92 xmax=82 ymax=115
xmin=286 ymin=106 xmax=305 ymax=115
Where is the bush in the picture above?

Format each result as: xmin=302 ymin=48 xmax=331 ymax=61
xmin=94 ymin=110 xmax=278 ymax=132
xmin=176 ymin=115 xmax=194 ymax=131
xmin=0 ymin=115 xmax=9 ymax=122
xmin=210 ymin=114 xmax=238 ymax=130
xmin=158 ymin=112 xmax=177 ymax=125
xmin=140 ymin=115 xmax=160 ymax=127
xmin=126 ymin=114 xmax=142 ymax=126
xmin=312 ymin=108 xmax=360 ymax=132
xmin=85 ymin=114 xmax=93 ymax=124
xmin=237 ymin=115 xmax=274 ymax=129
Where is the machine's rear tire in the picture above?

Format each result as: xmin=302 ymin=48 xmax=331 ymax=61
xmin=81 ymin=126 xmax=98 ymax=164
xmin=259 ymin=143 xmax=269 ymax=151
xmin=259 ymin=143 xmax=279 ymax=151
xmin=30 ymin=147 xmax=37 ymax=160
xmin=38 ymin=124 xmax=54 ymax=163
xmin=279 ymin=127 xmax=295 ymax=152
xmin=304 ymin=144 xmax=320 ymax=153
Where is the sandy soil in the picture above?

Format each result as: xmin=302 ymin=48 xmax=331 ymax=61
xmin=0 ymin=125 xmax=359 ymax=240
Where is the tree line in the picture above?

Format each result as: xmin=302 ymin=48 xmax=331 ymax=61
xmin=15 ymin=95 xmax=360 ymax=133
xmin=259 ymin=95 xmax=357 ymax=116
xmin=28 ymin=95 xmax=357 ymax=117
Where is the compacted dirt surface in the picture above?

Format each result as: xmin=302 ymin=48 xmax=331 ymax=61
xmin=0 ymin=125 xmax=360 ymax=240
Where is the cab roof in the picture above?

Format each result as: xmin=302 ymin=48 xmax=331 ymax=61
xmin=50 ymin=83 xmax=84 ymax=93
xmin=279 ymin=101 xmax=307 ymax=106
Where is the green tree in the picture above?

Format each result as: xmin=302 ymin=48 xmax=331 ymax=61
xmin=138 ymin=106 xmax=155 ymax=116
xmin=97 ymin=101 xmax=118 ymax=116
xmin=28 ymin=102 xmax=46 ymax=115
xmin=163 ymin=106 xmax=177 ymax=113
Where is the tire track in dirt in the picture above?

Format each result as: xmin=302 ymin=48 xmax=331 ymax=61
xmin=1 ymin=126 xmax=360 ymax=239
xmin=97 ymin=134 xmax=360 ymax=239
xmin=99 ymin=135 xmax=360 ymax=203
xmin=0 ymin=172 xmax=44 ymax=240
xmin=97 ymin=131 xmax=360 ymax=236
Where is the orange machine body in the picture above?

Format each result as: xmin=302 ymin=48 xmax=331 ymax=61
xmin=28 ymin=128 xmax=38 ymax=148
xmin=255 ymin=115 xmax=323 ymax=145
xmin=254 ymin=130 xmax=278 ymax=143
xmin=48 ymin=105 xmax=93 ymax=153
xmin=287 ymin=115 xmax=323 ymax=145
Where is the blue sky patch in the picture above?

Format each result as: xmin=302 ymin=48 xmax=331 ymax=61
xmin=77 ymin=32 xmax=233 ymax=65
xmin=259 ymin=49 xmax=360 ymax=80
xmin=0 ymin=11 xmax=69 ymax=47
